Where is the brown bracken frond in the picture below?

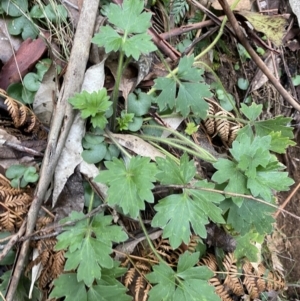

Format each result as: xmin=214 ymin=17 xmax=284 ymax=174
xmin=26 ymin=216 xmax=65 ymax=290
xmin=203 ymin=98 xmax=242 ymax=146
xmin=1 ymin=90 xmax=47 ymax=137
xmin=223 ymin=253 xmax=244 ymax=296
xmin=0 ymin=175 xmax=32 ymax=231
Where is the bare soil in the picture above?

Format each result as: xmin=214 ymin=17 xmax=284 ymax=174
xmin=277 ymin=132 xmax=300 ymax=298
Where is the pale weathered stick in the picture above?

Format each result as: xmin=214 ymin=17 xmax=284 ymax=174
xmin=5 ymin=0 xmax=100 ymax=299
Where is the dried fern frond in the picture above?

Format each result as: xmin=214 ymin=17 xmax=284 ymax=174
xmin=203 ymin=98 xmax=242 ymax=146
xmin=223 ymin=253 xmax=244 ymax=296
xmin=1 ymin=91 xmax=47 ymax=137
xmin=210 ymin=277 xmax=232 ymax=301
xmin=200 ymin=253 xmax=218 ymax=271
xmin=243 ymin=274 xmax=259 ymax=299
xmin=0 ymin=181 xmax=32 ymax=231
xmin=215 ymin=111 xmax=230 ymax=142
xmin=267 ymin=270 xmax=285 ymax=291
xmin=205 ymin=102 xmax=216 ymax=135
xmin=125 ymin=267 xmax=136 ymax=287
xmin=51 ymin=251 xmax=65 ymax=279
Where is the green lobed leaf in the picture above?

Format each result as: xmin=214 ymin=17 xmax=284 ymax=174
xmin=212 ymin=159 xmax=249 ymax=206
xmin=152 ymin=180 xmax=225 ymax=249
xmin=247 ymin=168 xmax=294 ymax=201
xmin=8 ymin=15 xmax=38 ymax=39
xmin=2 ymin=0 xmax=28 ymax=17
xmin=55 ymin=212 xmax=127 ymax=287
xmin=221 ymin=198 xmax=275 ymax=235
xmin=255 ymin=116 xmax=294 ymax=138
xmin=234 ymin=232 xmax=261 ymax=261
xmin=127 ymin=91 xmax=152 ymax=116
xmin=122 ymin=33 xmax=157 ymax=60
xmin=153 ymin=55 xmax=211 ymax=118
xmin=240 ymin=103 xmax=295 ymax=153
xmin=116 ymin=111 xmax=134 ymax=130
xmin=49 ymin=273 xmax=87 ymax=301
xmin=68 ymin=89 xmax=112 ymax=129
xmin=107 ymin=0 xmax=151 ymax=34
xmin=87 ymin=284 xmax=131 ymax=301
xmin=95 ymin=156 xmax=157 ymax=218
xmin=185 ymin=122 xmax=199 ymax=135
xmin=147 ymin=252 xmax=219 ymax=301
xmin=156 ymin=153 xmax=196 ymax=185
xmin=92 ymin=0 xmax=156 ymax=60
xmin=146 ymin=263 xmax=176 ymax=300
xmin=240 ymin=103 xmax=262 ymax=121
xmin=92 ymin=26 xmax=123 ymax=53
xmin=268 ymin=131 xmax=296 ymax=153
xmin=213 ymin=133 xmax=293 ymax=203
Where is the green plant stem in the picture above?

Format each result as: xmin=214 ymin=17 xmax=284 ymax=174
xmin=137 ymin=133 xmax=216 ymax=162
xmin=105 ymin=128 xmax=132 ymax=159
xmin=142 ymin=124 xmax=217 ymax=162
xmin=138 ymin=214 xmax=165 ymax=264
xmin=147 ymin=141 xmax=180 ymax=164
xmin=87 ymin=190 xmax=95 ymax=224
xmin=110 ymin=50 xmax=125 ymax=131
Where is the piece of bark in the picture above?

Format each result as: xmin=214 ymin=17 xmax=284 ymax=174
xmin=0 ymin=38 xmax=47 ymax=90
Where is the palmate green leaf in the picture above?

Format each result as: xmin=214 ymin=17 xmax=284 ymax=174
xmin=100 ymin=261 xmax=129 ymax=286
xmin=92 ymin=0 xmax=156 ymax=60
xmin=240 ymin=103 xmax=262 ymax=121
xmin=247 ymin=168 xmax=294 ymax=201
xmin=92 ymin=26 xmax=123 ymax=53
xmin=240 ymin=103 xmax=295 ymax=153
xmin=234 ymin=232 xmax=261 ymax=261
xmin=156 ymin=153 xmax=196 ymax=185
xmin=154 ymin=55 xmax=211 ymax=118
xmin=89 ymin=262 xmax=131 ymax=301
xmin=213 ymin=133 xmax=293 ymax=203
xmin=123 ymin=33 xmax=157 ymax=60
xmin=255 ymin=115 xmax=294 ymax=138
xmin=212 ymin=159 xmax=249 ymax=206
xmin=50 ymin=274 xmax=87 ymax=301
xmin=231 ymin=134 xmax=272 ymax=178
xmin=268 ymin=131 xmax=296 ymax=153
xmin=107 ymin=0 xmax=152 ymax=34
xmin=152 ymin=180 xmax=225 ymax=249
xmin=68 ymin=89 xmax=112 ymax=129
xmin=95 ymin=156 xmax=157 ymax=218
xmin=221 ymin=198 xmax=275 ymax=235
xmin=55 ymin=212 xmax=127 ymax=287
xmin=88 ymin=285 xmax=131 ymax=301
xmin=146 ymin=252 xmax=219 ymax=301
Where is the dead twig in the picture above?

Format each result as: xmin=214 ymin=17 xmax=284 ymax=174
xmin=217 ymin=0 xmax=300 ymax=112
xmin=275 ymin=182 xmax=300 ymax=218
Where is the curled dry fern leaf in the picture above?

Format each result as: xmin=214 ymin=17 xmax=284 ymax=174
xmin=203 ymin=98 xmax=242 ymax=146
xmin=223 ymin=253 xmax=244 ymax=296
xmin=0 ymin=175 xmax=32 ymax=231
xmin=0 ymin=89 xmax=47 ymax=138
